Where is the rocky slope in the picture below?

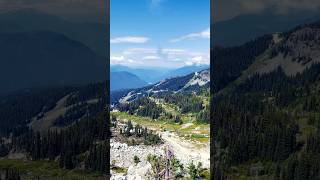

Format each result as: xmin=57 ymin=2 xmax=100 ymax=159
xmin=113 ymin=69 xmax=210 ymax=104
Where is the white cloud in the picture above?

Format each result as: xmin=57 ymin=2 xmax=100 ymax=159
xmin=170 ymin=28 xmax=210 ymax=43
xmin=110 ymin=36 xmax=149 ymax=44
xmin=111 ymin=47 xmax=209 ymax=67
xmin=192 ymin=56 xmax=203 ymax=61
xmin=162 ymin=48 xmax=186 ymax=55
xmin=123 ymin=48 xmax=157 ymax=55
xmin=143 ymin=56 xmax=160 ymax=60
xmin=110 ymin=55 xmax=125 ymax=62
xmin=185 ymin=55 xmax=210 ymax=66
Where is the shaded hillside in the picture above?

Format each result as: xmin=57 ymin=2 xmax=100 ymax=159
xmin=0 ymin=82 xmax=107 ymax=136
xmin=0 ymin=31 xmax=107 ymax=94
xmin=0 ymin=9 xmax=107 ymax=57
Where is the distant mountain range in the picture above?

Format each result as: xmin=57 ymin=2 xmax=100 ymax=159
xmin=110 ymin=71 xmax=147 ymax=91
xmin=111 ymin=69 xmax=210 ymax=103
xmin=214 ymin=10 xmax=320 ymax=47
xmin=111 ymin=64 xmax=209 ymax=84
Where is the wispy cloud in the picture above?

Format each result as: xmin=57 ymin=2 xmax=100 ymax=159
xmin=110 ymin=36 xmax=149 ymax=44
xmin=185 ymin=55 xmax=209 ymax=66
xmin=111 ymin=47 xmax=209 ymax=67
xmin=123 ymin=48 xmax=156 ymax=55
xmin=142 ymin=56 xmax=160 ymax=60
xmin=170 ymin=28 xmax=210 ymax=43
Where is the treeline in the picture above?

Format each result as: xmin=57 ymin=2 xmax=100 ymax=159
xmin=54 ymin=82 xmax=107 ymax=126
xmin=118 ymin=97 xmax=163 ymax=119
xmin=237 ymin=64 xmax=320 ymax=108
xmin=162 ymin=93 xmax=204 ymax=113
xmin=161 ymin=113 xmax=183 ymax=124
xmin=10 ymin=111 xmax=109 ymax=173
xmin=119 ymin=120 xmax=162 ymax=145
xmin=65 ymin=82 xmax=106 ymax=106
xmin=0 ymin=87 xmax=74 ymax=136
xmin=278 ymin=131 xmax=320 ymax=179
xmin=212 ymin=34 xmax=272 ymax=92
xmin=0 ymin=168 xmax=21 ymax=180
xmin=0 ymin=82 xmax=107 ymax=136
xmin=196 ymin=107 xmax=210 ymax=124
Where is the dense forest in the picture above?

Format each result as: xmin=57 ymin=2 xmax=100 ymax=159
xmin=0 ymin=87 xmax=75 ymax=136
xmin=118 ymin=97 xmax=164 ymax=119
xmin=212 ymin=63 xmax=320 ymax=178
xmin=212 ymin=35 xmax=273 ymax=92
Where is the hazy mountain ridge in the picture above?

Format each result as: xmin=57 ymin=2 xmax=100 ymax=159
xmin=0 ymin=9 xmax=107 ymax=57
xmin=214 ymin=10 xmax=320 ymax=47
xmin=0 ymin=30 xmax=107 ymax=94
xmin=111 ymin=64 xmax=209 ymax=84
xmin=110 ymin=71 xmax=147 ymax=91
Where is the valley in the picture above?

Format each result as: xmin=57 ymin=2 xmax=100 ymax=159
xmin=109 ymin=70 xmax=210 ymax=179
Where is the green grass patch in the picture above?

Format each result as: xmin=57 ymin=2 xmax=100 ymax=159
xmin=0 ymin=159 xmax=106 ymax=180
xmin=111 ymin=166 xmax=127 ymax=174
xmin=111 ymin=111 xmax=210 ymax=143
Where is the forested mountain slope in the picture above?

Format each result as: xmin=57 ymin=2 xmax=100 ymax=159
xmin=212 ymin=20 xmax=320 ymax=179
xmin=0 ymin=82 xmax=110 ymax=178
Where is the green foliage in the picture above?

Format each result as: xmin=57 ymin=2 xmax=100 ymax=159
xmin=133 ymin=155 xmax=140 ymax=164
xmin=118 ymin=97 xmax=163 ymax=119
xmin=188 ymin=161 xmax=203 ymax=179
xmin=163 ymin=93 xmax=204 ymax=113
xmin=170 ymin=157 xmax=184 ymax=178
xmin=196 ymin=107 xmax=210 ymax=124
xmin=0 ymin=159 xmax=106 ymax=179
xmin=85 ymin=142 xmax=108 ymax=173
xmin=0 ymin=144 xmax=9 ymax=157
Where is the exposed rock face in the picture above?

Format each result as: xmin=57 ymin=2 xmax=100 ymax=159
xmin=110 ymin=139 xmax=164 ymax=168
xmin=182 ymin=69 xmax=210 ymax=90
xmin=255 ymin=27 xmax=320 ymax=76
xmin=126 ymin=161 xmax=153 ymax=180
xmin=110 ymin=172 xmax=126 ymax=180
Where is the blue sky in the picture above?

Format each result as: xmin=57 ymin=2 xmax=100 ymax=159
xmin=110 ymin=0 xmax=210 ymax=68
